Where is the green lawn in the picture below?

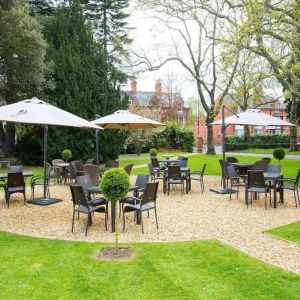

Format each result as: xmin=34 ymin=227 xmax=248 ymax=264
xmin=239 ymin=148 xmax=300 ymax=155
xmin=0 ymin=231 xmax=299 ymax=299
xmin=266 ymin=221 xmax=300 ymax=244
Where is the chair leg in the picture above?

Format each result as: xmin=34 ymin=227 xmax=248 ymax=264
xmin=293 ymin=189 xmax=297 ymax=207
xmin=104 ymin=211 xmax=107 ymax=231
xmin=122 ymin=211 xmax=126 ymax=232
xmin=71 ymin=210 xmax=75 ymax=232
xmin=32 ymin=186 xmax=34 ymax=200
xmin=141 ymin=211 xmax=144 ymax=234
xmin=23 ymin=192 xmax=26 ymax=204
xmin=85 ymin=214 xmax=89 ymax=236
xmin=154 ymin=207 xmax=158 ymax=229
xmin=265 ymin=193 xmax=267 ymax=210
xmin=297 ymin=188 xmax=300 ymax=205
xmin=229 ymin=182 xmax=232 ymax=201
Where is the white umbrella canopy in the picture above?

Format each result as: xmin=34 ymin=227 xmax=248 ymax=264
xmin=0 ymin=97 xmax=102 ymax=205
xmin=0 ymin=97 xmax=101 ymax=129
xmin=212 ymin=109 xmax=296 ymax=127
xmin=92 ymin=110 xmax=165 ymax=129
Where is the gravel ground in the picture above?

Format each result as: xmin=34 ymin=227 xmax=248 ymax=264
xmin=0 ymin=176 xmax=299 ymax=274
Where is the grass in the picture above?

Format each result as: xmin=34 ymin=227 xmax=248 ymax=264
xmin=0 ymin=231 xmax=299 ymax=299
xmin=266 ymin=221 xmax=300 ymax=245
xmin=239 ymin=148 xmax=300 ymax=155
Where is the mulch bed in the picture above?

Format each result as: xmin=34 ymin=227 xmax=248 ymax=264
xmin=95 ymin=247 xmax=132 ymax=260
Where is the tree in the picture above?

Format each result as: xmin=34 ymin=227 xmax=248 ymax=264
xmin=126 ymin=105 xmax=162 ymax=155
xmin=22 ymin=0 xmax=127 ymax=163
xmin=200 ymin=0 xmax=300 ymax=150
xmin=0 ymin=0 xmax=47 ymax=154
xmin=132 ymin=0 xmax=239 ymax=154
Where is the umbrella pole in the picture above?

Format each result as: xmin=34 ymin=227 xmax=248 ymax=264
xmin=96 ymin=128 xmax=99 ymax=166
xmin=43 ymin=125 xmax=48 ymax=199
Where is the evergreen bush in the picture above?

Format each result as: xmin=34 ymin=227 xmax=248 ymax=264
xmin=149 ymin=148 xmax=157 ymax=156
xmin=273 ymin=148 xmax=286 ymax=162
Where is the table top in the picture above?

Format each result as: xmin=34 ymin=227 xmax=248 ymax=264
xmin=161 ymin=155 xmax=174 ymax=160
xmin=230 ymin=162 xmax=254 ymax=167
xmin=55 ymin=163 xmax=69 ymax=167
xmin=264 ymin=172 xmax=282 ymax=180
xmin=159 ymin=159 xmax=179 ymax=163
xmin=0 ymin=171 xmax=34 ymax=179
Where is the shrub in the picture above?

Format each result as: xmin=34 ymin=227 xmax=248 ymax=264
xmin=100 ymin=168 xmax=130 ymax=202
xmin=273 ymin=148 xmax=286 ymax=161
xmin=62 ymin=149 xmax=72 ymax=162
xmin=149 ymin=148 xmax=158 ymax=156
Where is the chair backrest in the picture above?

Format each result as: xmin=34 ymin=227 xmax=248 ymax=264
xmin=252 ymin=160 xmax=269 ymax=172
xmin=151 ymin=157 xmax=160 ymax=168
xmin=178 ymin=157 xmax=188 ymax=168
xmin=226 ymin=157 xmax=239 ymax=163
xmin=105 ymin=160 xmax=119 ymax=168
xmin=84 ymin=164 xmax=100 ymax=186
xmin=177 ymin=156 xmax=185 ymax=161
xmin=68 ymin=161 xmax=77 ymax=180
xmin=124 ymin=164 xmax=134 ymax=176
xmin=73 ymin=160 xmax=84 ymax=172
xmin=219 ymin=159 xmax=229 ymax=179
xmin=247 ymin=170 xmax=265 ymax=188
xmin=147 ymin=163 xmax=155 ymax=176
xmin=141 ymin=182 xmax=159 ymax=205
xmin=135 ymin=174 xmax=149 ymax=190
xmin=167 ymin=165 xmax=181 ymax=180
xmin=266 ymin=164 xmax=281 ymax=173
xmin=7 ymin=172 xmax=24 ymax=188
xmin=76 ymin=175 xmax=93 ymax=191
xmin=262 ymin=157 xmax=271 ymax=163
xmin=9 ymin=165 xmax=23 ymax=173
xmin=70 ymin=185 xmax=89 ymax=206
xmin=45 ymin=162 xmax=53 ymax=177
xmin=227 ymin=165 xmax=239 ymax=179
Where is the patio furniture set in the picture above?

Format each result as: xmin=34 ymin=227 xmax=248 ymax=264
xmin=221 ymin=157 xmax=300 ymax=209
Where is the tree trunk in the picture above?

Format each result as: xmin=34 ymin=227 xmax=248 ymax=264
xmin=289 ymin=98 xmax=299 ymax=151
xmin=244 ymin=125 xmax=251 ymax=149
xmin=111 ymin=201 xmax=116 ymax=233
xmin=4 ymin=123 xmax=15 ymax=155
xmin=206 ymin=120 xmax=216 ymax=155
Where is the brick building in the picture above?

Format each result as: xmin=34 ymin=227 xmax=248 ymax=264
xmin=193 ymin=95 xmax=289 ymax=146
xmin=125 ymin=80 xmax=190 ymax=126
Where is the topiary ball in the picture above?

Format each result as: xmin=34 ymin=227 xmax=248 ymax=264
xmin=273 ymin=148 xmax=285 ymax=161
xmin=100 ymin=168 xmax=130 ymax=202
xmin=62 ymin=149 xmax=72 ymax=162
xmin=149 ymin=148 xmax=158 ymax=156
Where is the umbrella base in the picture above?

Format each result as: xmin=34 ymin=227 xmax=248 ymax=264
xmin=210 ymin=188 xmax=236 ymax=194
xmin=27 ymin=197 xmax=62 ymax=206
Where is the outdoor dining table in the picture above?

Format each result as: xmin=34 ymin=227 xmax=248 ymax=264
xmin=162 ymin=167 xmax=191 ymax=194
xmin=230 ymin=162 xmax=254 ymax=175
xmin=159 ymin=159 xmax=179 ymax=167
xmin=161 ymin=154 xmax=174 ymax=160
xmin=0 ymin=171 xmax=34 ymax=179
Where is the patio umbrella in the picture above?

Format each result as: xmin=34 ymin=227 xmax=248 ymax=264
xmin=92 ymin=110 xmax=165 ymax=164
xmin=210 ymin=108 xmax=296 ymax=194
xmin=0 ymin=97 xmax=102 ymax=205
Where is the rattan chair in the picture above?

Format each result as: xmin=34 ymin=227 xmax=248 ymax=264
xmin=190 ymin=164 xmax=207 ymax=193
xmin=9 ymin=165 xmax=23 ymax=173
xmin=122 ymin=181 xmax=159 ymax=233
xmin=70 ymin=185 xmax=107 ymax=236
xmin=227 ymin=165 xmax=246 ymax=200
xmin=151 ymin=157 xmax=166 ymax=172
xmin=105 ymin=160 xmax=119 ymax=168
xmin=148 ymin=163 xmax=164 ymax=182
xmin=250 ymin=160 xmax=269 ymax=172
xmin=84 ymin=164 xmax=101 ymax=187
xmin=5 ymin=172 xmax=26 ymax=207
xmin=276 ymin=169 xmax=300 ymax=207
xmin=52 ymin=159 xmax=65 ymax=183
xmin=246 ymin=170 xmax=271 ymax=209
xmin=219 ymin=159 xmax=230 ymax=185
xmin=178 ymin=157 xmax=188 ymax=168
xmin=167 ymin=165 xmax=184 ymax=195
xmin=123 ymin=164 xmax=134 ymax=176
xmin=226 ymin=157 xmax=239 ymax=163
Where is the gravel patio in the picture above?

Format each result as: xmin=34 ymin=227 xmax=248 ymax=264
xmin=0 ymin=176 xmax=299 ymax=274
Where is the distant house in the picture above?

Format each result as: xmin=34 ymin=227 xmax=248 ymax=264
xmin=193 ymin=95 xmax=289 ymax=145
xmin=125 ymin=80 xmax=190 ymax=126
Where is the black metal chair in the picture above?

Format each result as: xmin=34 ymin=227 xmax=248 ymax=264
xmin=151 ymin=157 xmax=166 ymax=172
xmin=122 ymin=181 xmax=159 ymax=233
xmin=123 ymin=164 xmax=134 ymax=176
xmin=30 ymin=162 xmax=56 ymax=199
xmin=276 ymin=169 xmax=300 ymax=207
xmin=70 ymin=185 xmax=107 ymax=236
xmin=246 ymin=170 xmax=271 ymax=209
xmin=119 ymin=174 xmax=149 ymax=217
xmin=5 ymin=172 xmax=26 ymax=207
xmin=226 ymin=157 xmax=239 ymax=163
xmin=190 ymin=164 xmax=207 ymax=193
xmin=227 ymin=165 xmax=246 ymax=200
xmin=148 ymin=163 xmax=164 ymax=182
xmin=250 ymin=160 xmax=269 ymax=172
xmin=167 ymin=165 xmax=184 ymax=195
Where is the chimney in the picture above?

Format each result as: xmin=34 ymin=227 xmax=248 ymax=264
xmin=131 ymin=80 xmax=137 ymax=93
xmin=155 ymin=79 xmax=162 ymax=98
